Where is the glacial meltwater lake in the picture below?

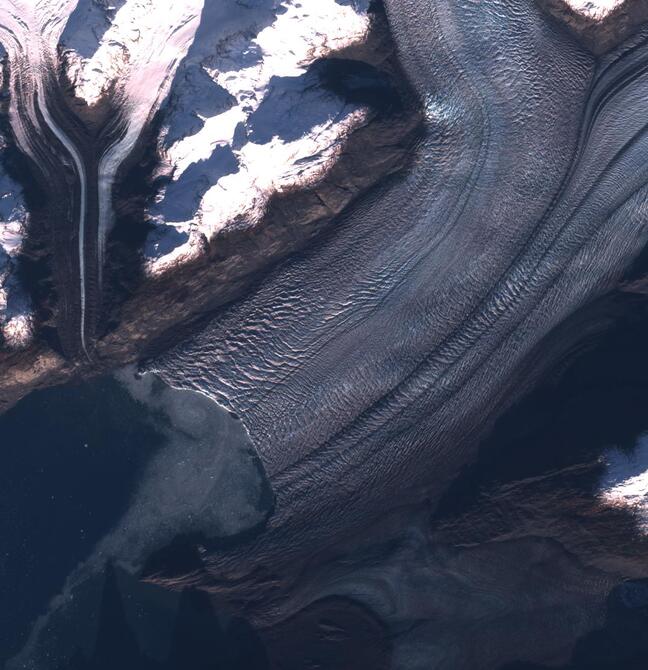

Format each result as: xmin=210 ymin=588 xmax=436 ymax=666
xmin=0 ymin=371 xmax=271 ymax=669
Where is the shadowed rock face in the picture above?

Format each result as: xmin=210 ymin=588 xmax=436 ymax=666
xmin=145 ymin=0 xmax=648 ymax=614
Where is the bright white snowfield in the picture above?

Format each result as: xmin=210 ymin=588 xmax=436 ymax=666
xmin=63 ymin=0 xmax=372 ymax=275
xmin=599 ymin=436 xmax=648 ymax=533
xmin=566 ymin=0 xmax=625 ymax=19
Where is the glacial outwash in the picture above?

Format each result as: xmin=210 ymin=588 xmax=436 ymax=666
xmin=5 ymin=0 xmax=648 ymax=668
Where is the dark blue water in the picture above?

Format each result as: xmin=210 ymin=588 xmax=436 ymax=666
xmin=0 ymin=377 xmax=164 ymax=663
xmin=0 ymin=373 xmax=272 ymax=670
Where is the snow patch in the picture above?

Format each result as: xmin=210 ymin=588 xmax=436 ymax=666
xmin=0 ymin=140 xmax=32 ymax=349
xmin=146 ymin=0 xmax=371 ymax=274
xmin=566 ymin=0 xmax=625 ymax=20
xmin=598 ymin=435 xmax=648 ymax=532
xmin=63 ymin=0 xmax=203 ymax=107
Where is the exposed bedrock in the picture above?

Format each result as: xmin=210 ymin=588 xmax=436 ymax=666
xmin=137 ymin=0 xmax=648 ymax=615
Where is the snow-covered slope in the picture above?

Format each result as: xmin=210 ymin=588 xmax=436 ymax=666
xmin=566 ymin=0 xmax=624 ymax=19
xmin=60 ymin=0 xmax=204 ymax=293
xmin=61 ymin=0 xmax=372 ymax=275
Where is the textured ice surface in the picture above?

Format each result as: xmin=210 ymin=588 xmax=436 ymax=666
xmin=1 ymin=0 xmax=648 ymax=667
xmin=149 ymin=2 xmax=648 ymax=629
